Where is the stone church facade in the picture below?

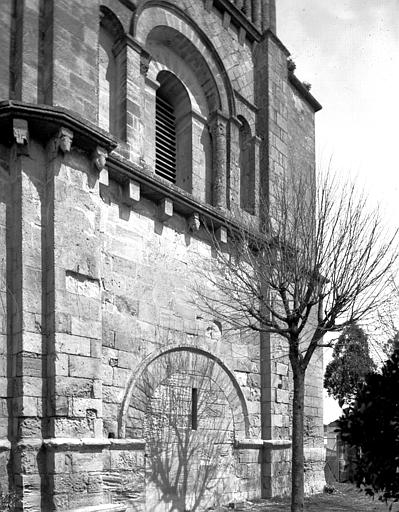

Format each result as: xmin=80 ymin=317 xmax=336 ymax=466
xmin=0 ymin=0 xmax=324 ymax=510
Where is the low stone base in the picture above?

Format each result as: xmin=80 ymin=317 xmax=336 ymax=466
xmin=68 ymin=505 xmax=127 ymax=512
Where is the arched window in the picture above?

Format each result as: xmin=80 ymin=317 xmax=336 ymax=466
xmin=98 ymin=8 xmax=124 ymax=138
xmin=155 ymin=71 xmax=192 ymax=192
xmin=239 ymin=116 xmax=255 ymax=214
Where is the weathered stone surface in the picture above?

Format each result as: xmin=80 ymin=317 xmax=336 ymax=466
xmin=0 ymin=0 xmax=324 ymax=509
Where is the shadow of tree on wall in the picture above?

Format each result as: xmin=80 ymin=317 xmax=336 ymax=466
xmin=144 ymin=367 xmax=238 ymax=512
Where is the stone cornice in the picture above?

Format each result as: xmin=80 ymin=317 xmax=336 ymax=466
xmin=0 ymin=101 xmax=263 ymax=241
xmin=107 ymin=153 xmax=241 ymax=233
xmin=233 ymin=89 xmax=259 ymax=113
xmin=0 ymin=100 xmax=118 ymax=153
xmin=262 ymin=29 xmax=290 ymax=57
xmin=288 ymin=72 xmax=322 ymax=113
xmin=210 ymin=0 xmax=262 ymax=42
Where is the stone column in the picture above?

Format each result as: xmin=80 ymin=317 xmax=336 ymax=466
xmin=228 ymin=117 xmax=241 ymax=211
xmin=45 ymin=131 xmax=107 ymax=510
xmin=209 ymin=112 xmax=228 ymax=209
xmin=252 ymin=134 xmax=261 ymax=216
xmin=243 ymin=0 xmax=252 ymax=20
xmin=9 ymin=119 xmax=46 ymax=509
xmin=252 ymin=0 xmax=262 ymax=30
xmin=12 ymin=0 xmax=41 ymax=102
xmin=261 ymin=0 xmax=276 ymax=33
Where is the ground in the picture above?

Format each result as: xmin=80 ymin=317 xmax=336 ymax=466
xmin=214 ymin=484 xmax=399 ymax=511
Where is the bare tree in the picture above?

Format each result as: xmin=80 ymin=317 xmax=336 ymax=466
xmin=195 ymin=172 xmax=398 ymax=512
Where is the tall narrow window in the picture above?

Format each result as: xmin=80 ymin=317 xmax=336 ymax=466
xmin=239 ymin=116 xmax=255 ymax=213
xmin=155 ymin=71 xmax=192 ymax=191
xmin=155 ymin=92 xmax=177 ymax=183
xmin=191 ymin=388 xmax=198 ymax=430
xmin=98 ymin=23 xmax=118 ymax=135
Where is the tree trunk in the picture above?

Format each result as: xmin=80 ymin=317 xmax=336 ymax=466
xmin=291 ymin=365 xmax=305 ymax=512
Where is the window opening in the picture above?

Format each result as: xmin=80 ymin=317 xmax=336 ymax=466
xmin=155 ymin=93 xmax=177 ymax=183
xmin=239 ymin=117 xmax=255 ymax=213
xmin=191 ymin=388 xmax=198 ymax=430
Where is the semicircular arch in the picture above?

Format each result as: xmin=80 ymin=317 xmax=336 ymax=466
xmin=119 ymin=346 xmax=250 ymax=439
xmin=132 ymin=1 xmax=235 ymax=116
xmin=100 ymin=5 xmax=126 ymax=39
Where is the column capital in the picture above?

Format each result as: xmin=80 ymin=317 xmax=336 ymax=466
xmin=209 ymin=110 xmax=229 ymax=124
xmin=124 ymin=34 xmax=152 ymax=76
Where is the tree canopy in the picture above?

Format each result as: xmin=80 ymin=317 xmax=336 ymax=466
xmin=324 ymin=323 xmax=376 ymax=407
xmin=339 ymin=347 xmax=399 ymax=504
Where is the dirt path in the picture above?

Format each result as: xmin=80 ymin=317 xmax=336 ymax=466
xmin=218 ymin=484 xmax=399 ymax=511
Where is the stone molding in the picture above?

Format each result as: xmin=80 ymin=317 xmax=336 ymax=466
xmin=234 ymin=438 xmax=292 ymax=449
xmin=0 ymin=101 xmax=266 ymax=246
xmin=208 ymin=0 xmax=262 ymax=42
xmin=233 ymin=89 xmax=259 ymax=113
xmin=106 ymin=152 xmax=259 ymax=242
xmin=263 ymin=439 xmax=292 ymax=449
xmin=0 ymin=100 xmax=117 ymax=154
xmin=6 ymin=438 xmax=146 ymax=451
xmin=288 ymin=71 xmax=323 ymax=113
xmin=68 ymin=504 xmax=127 ymax=512
xmin=120 ymin=345 xmax=251 ymax=438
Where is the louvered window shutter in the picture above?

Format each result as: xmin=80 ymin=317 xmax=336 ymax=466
xmin=155 ymin=95 xmax=177 ymax=183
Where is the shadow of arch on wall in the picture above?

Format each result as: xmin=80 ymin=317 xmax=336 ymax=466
xmin=118 ymin=346 xmax=250 ymax=440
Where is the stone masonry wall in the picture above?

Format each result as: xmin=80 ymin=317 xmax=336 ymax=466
xmin=0 ymin=0 xmax=324 ymax=509
xmin=0 ymin=144 xmax=10 ymax=498
xmin=19 ymin=146 xmax=261 ymax=510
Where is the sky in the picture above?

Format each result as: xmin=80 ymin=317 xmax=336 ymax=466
xmin=276 ymin=1 xmax=399 ymax=423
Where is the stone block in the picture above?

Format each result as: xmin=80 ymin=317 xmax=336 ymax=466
xmin=275 ymin=388 xmax=289 ymax=403
xmin=124 ymin=180 xmax=141 ymax=204
xmin=69 ymin=355 xmax=100 ymax=379
xmin=71 ymin=452 xmax=103 ymax=473
xmin=69 ymin=398 xmax=102 ymax=418
xmin=55 ymin=333 xmax=91 ymax=356
xmin=70 ymin=317 xmax=102 ymax=339
xmin=158 ymin=198 xmax=173 ymax=222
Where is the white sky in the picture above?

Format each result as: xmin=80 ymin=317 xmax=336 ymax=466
xmin=276 ymin=1 xmax=399 ymax=423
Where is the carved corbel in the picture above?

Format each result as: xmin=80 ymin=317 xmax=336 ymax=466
xmin=140 ymin=51 xmax=152 ymax=76
xmin=92 ymin=146 xmax=109 ymax=185
xmin=188 ymin=212 xmax=201 ymax=232
xmin=13 ymin=119 xmax=29 ymax=155
xmin=55 ymin=127 xmax=73 ymax=154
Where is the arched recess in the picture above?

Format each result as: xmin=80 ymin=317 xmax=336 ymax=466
xmin=98 ymin=6 xmax=126 ymax=138
xmin=122 ymin=348 xmax=250 ymax=510
xmin=119 ymin=346 xmax=250 ymax=439
xmin=155 ymin=70 xmax=193 ymax=191
xmin=146 ymin=32 xmax=212 ymax=200
xmin=132 ymin=2 xmax=235 ymax=117
xmin=238 ymin=115 xmax=255 ymax=214
xmin=134 ymin=2 xmax=236 ymax=206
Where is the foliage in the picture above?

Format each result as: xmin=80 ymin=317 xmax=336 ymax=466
xmin=382 ymin=331 xmax=399 ymax=359
xmin=339 ymin=347 xmax=399 ymax=505
xmin=324 ymin=323 xmax=376 ymax=407
xmin=0 ymin=487 xmax=18 ymax=511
